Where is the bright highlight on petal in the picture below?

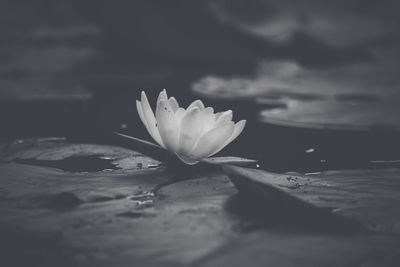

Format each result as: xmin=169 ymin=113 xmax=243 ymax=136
xmin=187 ymin=99 xmax=205 ymax=110
xmin=137 ymin=95 xmax=164 ymax=148
xmin=190 ymin=121 xmax=235 ymax=160
xmin=136 ymin=90 xmax=246 ymax=165
xmin=179 ymin=107 xmax=203 ymax=155
xmin=156 ymin=100 xmax=180 ymax=152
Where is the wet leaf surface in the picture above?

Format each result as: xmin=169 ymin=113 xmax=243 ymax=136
xmin=0 ymin=139 xmax=399 ymax=266
xmin=224 ymin=165 xmax=400 ymax=234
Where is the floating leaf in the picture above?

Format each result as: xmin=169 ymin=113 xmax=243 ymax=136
xmin=201 ymin=156 xmax=257 ymax=167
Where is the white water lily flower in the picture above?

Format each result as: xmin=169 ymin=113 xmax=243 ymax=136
xmin=136 ymin=89 xmax=246 ymax=165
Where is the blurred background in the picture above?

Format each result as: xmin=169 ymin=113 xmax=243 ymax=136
xmin=1 ymin=0 xmax=400 ymax=172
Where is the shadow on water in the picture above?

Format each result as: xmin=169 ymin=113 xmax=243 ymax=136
xmin=26 ymin=192 xmax=84 ymax=211
xmin=225 ymin=192 xmax=368 ymax=235
xmin=0 ymin=223 xmax=78 ymax=267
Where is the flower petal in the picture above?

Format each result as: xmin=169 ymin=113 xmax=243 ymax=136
xmin=222 ymin=120 xmax=246 ymax=148
xmin=178 ymin=107 xmax=204 ymax=155
xmin=157 ymin=89 xmax=168 ymax=107
xmin=176 ymin=154 xmax=200 ymax=165
xmin=201 ymin=107 xmax=217 ymax=133
xmin=189 ymin=122 xmax=234 ymax=160
xmin=168 ymin=97 xmax=179 ymax=112
xmin=157 ymin=90 xmax=179 ymax=113
xmin=199 ymin=120 xmax=245 ymax=159
xmin=137 ymin=90 xmax=247 ymax=166
xmin=137 ymin=100 xmax=154 ymax=141
xmin=216 ymin=110 xmax=232 ymax=124
xmin=136 ymin=100 xmax=148 ymax=129
xmin=174 ymin=108 xmax=186 ymax=123
xmin=187 ymin=99 xmax=205 ymax=110
xmin=156 ymin=99 xmax=180 ymax=152
xmin=139 ymin=93 xmax=165 ymax=147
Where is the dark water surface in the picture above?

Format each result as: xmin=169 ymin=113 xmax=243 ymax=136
xmin=1 ymin=3 xmax=400 ymax=266
xmin=1 ymin=0 xmax=400 ymax=173
xmin=1 ymin=94 xmax=399 ymax=173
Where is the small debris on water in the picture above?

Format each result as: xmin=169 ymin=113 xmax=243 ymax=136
xmin=126 ymin=191 xmax=155 ymax=208
xmin=148 ymin=163 xmax=163 ymax=168
xmin=128 ymin=191 xmax=154 ymax=200
xmin=286 ymin=176 xmax=298 ymax=182
xmin=305 ymin=148 xmax=315 ymax=153
xmin=305 ymin=171 xmax=322 ymax=175
xmin=100 ymin=156 xmax=114 ymax=160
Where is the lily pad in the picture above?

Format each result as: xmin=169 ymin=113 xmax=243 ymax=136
xmin=1 ymin=138 xmax=162 ymax=172
xmin=259 ymin=94 xmax=400 ymax=131
xmin=1 ymin=139 xmax=400 ymax=266
xmin=224 ymin=165 xmax=400 ymax=233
